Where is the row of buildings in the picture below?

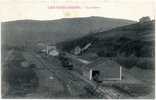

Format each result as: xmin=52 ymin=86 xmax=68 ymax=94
xmin=36 ymin=42 xmax=59 ymax=56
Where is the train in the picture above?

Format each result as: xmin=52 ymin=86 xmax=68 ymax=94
xmin=58 ymin=52 xmax=73 ymax=70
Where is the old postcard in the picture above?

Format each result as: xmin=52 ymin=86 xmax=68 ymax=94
xmin=0 ymin=0 xmax=155 ymax=99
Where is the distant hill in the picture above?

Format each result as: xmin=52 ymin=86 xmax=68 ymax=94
xmin=1 ymin=16 xmax=135 ymax=47
xmin=59 ymin=20 xmax=155 ymax=58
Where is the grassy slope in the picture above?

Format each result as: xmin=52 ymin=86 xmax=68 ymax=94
xmin=59 ymin=20 xmax=155 ymax=69
xmin=59 ymin=20 xmax=154 ymax=56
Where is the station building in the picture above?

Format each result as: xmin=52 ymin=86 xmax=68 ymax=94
xmin=81 ymin=58 xmax=122 ymax=82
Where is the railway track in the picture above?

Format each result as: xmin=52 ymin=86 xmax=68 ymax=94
xmin=23 ymin=51 xmax=130 ymax=98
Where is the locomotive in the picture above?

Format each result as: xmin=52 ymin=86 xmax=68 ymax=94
xmin=58 ymin=52 xmax=73 ymax=70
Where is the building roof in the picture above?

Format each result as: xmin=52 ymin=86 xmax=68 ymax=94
xmin=83 ymin=58 xmax=121 ymax=70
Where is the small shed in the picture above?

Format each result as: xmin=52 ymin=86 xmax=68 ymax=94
xmin=82 ymin=58 xmax=122 ymax=81
xmin=74 ymin=46 xmax=81 ymax=55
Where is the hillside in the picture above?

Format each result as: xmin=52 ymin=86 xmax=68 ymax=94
xmin=1 ymin=16 xmax=135 ymax=47
xmin=59 ymin=20 xmax=155 ymax=68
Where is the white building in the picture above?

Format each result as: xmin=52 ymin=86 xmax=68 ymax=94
xmin=49 ymin=49 xmax=59 ymax=56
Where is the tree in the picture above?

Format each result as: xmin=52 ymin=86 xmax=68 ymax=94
xmin=139 ymin=16 xmax=151 ymax=23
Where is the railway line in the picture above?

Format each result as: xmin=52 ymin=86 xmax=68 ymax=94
xmin=23 ymin=51 xmax=87 ymax=98
xmin=23 ymin=51 xmax=131 ymax=98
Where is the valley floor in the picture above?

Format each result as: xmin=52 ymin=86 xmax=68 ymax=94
xmin=2 ymin=49 xmax=155 ymax=99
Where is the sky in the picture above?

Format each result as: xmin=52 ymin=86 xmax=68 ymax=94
xmin=0 ymin=0 xmax=155 ymax=22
